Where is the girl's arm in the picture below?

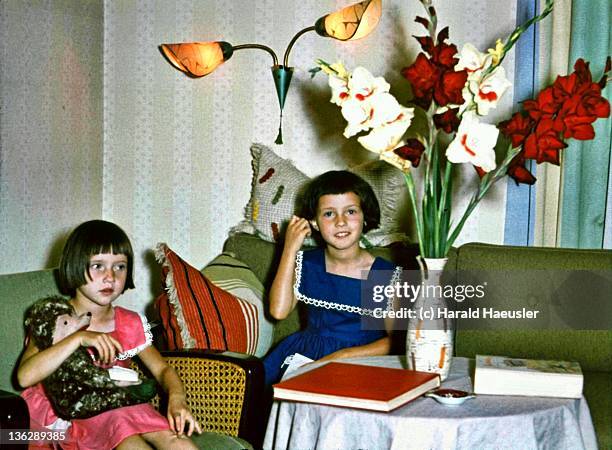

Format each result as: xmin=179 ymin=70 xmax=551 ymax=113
xmin=317 ymin=336 xmax=391 ymax=362
xmin=269 ymin=215 xmax=311 ymax=320
xmin=138 ymin=346 xmax=202 ymax=437
xmin=17 ymin=331 xmax=123 ymax=388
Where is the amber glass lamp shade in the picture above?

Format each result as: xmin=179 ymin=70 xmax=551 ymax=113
xmin=315 ymin=0 xmax=382 ymax=41
xmin=159 ymin=42 xmax=234 ymax=78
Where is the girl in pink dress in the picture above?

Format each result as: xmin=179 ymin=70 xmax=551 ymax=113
xmin=18 ymin=220 xmax=201 ymax=449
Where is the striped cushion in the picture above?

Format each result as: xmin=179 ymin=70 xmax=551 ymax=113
xmin=202 ymin=253 xmax=273 ymax=357
xmin=154 ymin=243 xmax=259 ymax=354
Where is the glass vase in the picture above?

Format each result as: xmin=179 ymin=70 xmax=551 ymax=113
xmin=406 ymin=256 xmax=454 ymax=380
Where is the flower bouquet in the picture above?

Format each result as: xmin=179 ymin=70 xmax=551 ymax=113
xmin=314 ymin=0 xmax=610 ymax=260
xmin=313 ymin=0 xmax=610 ymax=378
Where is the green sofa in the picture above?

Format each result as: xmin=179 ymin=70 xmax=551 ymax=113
xmin=223 ymin=233 xmax=612 ymax=449
xmin=2 ymin=233 xmax=610 ymax=449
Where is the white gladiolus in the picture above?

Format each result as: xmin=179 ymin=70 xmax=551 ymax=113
xmin=328 ymin=75 xmax=350 ymax=106
xmin=469 ymin=66 xmax=512 ymax=116
xmin=341 ymin=97 xmax=373 ymax=137
xmin=335 ymin=67 xmax=395 ymax=138
xmin=446 ymin=112 xmax=498 ymax=172
xmin=348 ymin=67 xmax=390 ymax=98
xmin=455 ymin=43 xmax=492 ymax=80
xmin=357 ymin=106 xmax=414 ymax=153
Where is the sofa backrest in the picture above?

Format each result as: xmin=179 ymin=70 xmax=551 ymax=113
xmin=0 ymin=269 xmax=64 ymax=393
xmin=453 ymin=243 xmax=612 ymax=372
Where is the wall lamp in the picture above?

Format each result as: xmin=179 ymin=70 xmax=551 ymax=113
xmin=159 ymin=0 xmax=382 ymax=144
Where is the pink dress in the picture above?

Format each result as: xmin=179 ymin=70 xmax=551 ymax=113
xmin=21 ymin=307 xmax=171 ymax=450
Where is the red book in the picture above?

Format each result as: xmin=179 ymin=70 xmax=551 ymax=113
xmin=273 ymin=362 xmax=440 ymax=412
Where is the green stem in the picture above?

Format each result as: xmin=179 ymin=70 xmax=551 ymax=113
xmin=444 ymin=144 xmax=521 ymax=254
xmin=484 ymin=0 xmax=554 ymax=76
xmin=437 ymin=160 xmax=453 ymax=256
xmin=422 ymin=102 xmax=441 ymax=257
xmin=404 ymin=171 xmax=425 ymax=257
xmin=431 ymin=140 xmax=440 ymax=255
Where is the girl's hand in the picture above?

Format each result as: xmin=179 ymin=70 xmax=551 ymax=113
xmin=284 ymin=215 xmax=312 ymax=253
xmin=77 ymin=331 xmax=123 ymax=366
xmin=167 ymin=394 xmax=202 ymax=437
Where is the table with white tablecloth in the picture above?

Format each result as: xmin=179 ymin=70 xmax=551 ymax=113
xmin=264 ymin=356 xmax=597 ymax=450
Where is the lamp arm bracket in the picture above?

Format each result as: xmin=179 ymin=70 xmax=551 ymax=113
xmin=283 ymin=25 xmax=316 ymax=67
xmin=232 ymin=43 xmax=279 ymax=66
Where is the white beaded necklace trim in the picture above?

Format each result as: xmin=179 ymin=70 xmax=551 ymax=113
xmin=293 ymin=251 xmax=402 ymax=317
xmin=115 ymin=312 xmax=153 ymax=360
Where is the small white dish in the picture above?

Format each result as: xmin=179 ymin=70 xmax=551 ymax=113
xmin=425 ymin=389 xmax=476 ymax=406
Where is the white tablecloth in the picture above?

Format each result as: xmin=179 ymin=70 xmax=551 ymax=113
xmin=264 ymin=356 xmax=597 ymax=450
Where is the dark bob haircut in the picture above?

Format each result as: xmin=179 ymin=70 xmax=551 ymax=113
xmin=300 ymin=170 xmax=380 ymax=233
xmin=58 ymin=220 xmax=135 ymax=297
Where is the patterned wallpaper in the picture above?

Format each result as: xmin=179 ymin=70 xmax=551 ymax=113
xmin=1 ymin=0 xmax=517 ymax=315
xmin=0 ymin=0 xmax=103 ymax=274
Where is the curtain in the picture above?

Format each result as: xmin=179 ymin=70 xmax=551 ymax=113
xmin=559 ymin=0 xmax=612 ymax=249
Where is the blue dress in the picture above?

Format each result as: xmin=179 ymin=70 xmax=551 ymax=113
xmin=263 ymin=248 xmax=401 ymax=385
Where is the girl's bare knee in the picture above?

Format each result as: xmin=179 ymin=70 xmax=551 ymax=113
xmin=116 ymin=434 xmax=152 ymax=449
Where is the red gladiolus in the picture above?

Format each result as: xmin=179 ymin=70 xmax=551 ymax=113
xmin=435 ymin=69 xmax=468 ymax=106
xmin=414 ymin=35 xmax=435 ymax=56
xmin=402 ymin=54 xmax=439 ymax=108
xmin=499 ymin=112 xmax=534 ymax=148
xmin=434 ymin=42 xmax=459 ymax=68
xmin=558 ymin=113 xmax=596 ymax=140
xmin=507 ymin=153 xmax=536 ymax=185
xmin=577 ymin=85 xmax=610 ymax=119
xmin=414 ymin=16 xmax=430 ymax=30
xmin=394 ymin=139 xmax=426 ymax=167
xmin=552 ymin=73 xmax=583 ymax=105
xmin=473 ymin=165 xmax=487 ymax=179
xmin=573 ymin=58 xmax=594 ymax=86
xmin=434 ymin=108 xmax=461 ymax=133
xmin=523 ymin=119 xmax=566 ymax=164
xmin=402 ymin=26 xmax=467 ymax=109
xmin=523 ymin=87 xmax=559 ymax=121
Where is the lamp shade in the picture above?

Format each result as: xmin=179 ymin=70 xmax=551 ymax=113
xmin=315 ymin=0 xmax=382 ymax=41
xmin=159 ymin=41 xmax=234 ymax=77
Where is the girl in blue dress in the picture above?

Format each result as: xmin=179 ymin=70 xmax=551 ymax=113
xmin=263 ymin=171 xmax=402 ymax=385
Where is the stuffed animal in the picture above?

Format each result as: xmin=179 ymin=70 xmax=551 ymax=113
xmin=24 ymin=296 xmax=157 ymax=420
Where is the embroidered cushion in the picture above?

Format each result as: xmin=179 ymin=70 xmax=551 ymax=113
xmin=201 ymin=252 xmax=273 ymax=357
xmin=231 ymin=143 xmax=407 ymax=246
xmin=154 ymin=243 xmax=259 ymax=354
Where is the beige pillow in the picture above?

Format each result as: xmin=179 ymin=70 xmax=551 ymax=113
xmin=232 ymin=143 xmax=406 ymax=246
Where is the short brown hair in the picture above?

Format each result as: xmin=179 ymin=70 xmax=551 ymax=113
xmin=300 ymin=170 xmax=380 ymax=233
xmin=58 ymin=220 xmax=135 ymax=297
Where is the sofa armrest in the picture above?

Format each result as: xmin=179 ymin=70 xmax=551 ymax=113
xmin=155 ymin=350 xmax=265 ymax=448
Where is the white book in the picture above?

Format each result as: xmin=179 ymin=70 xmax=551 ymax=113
xmin=108 ymin=366 xmax=139 ymax=382
xmin=474 ymin=355 xmax=583 ymax=399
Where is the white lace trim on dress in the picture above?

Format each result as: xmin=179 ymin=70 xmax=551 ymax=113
xmin=293 ymin=251 xmax=402 ymax=317
xmin=115 ymin=312 xmax=153 ymax=360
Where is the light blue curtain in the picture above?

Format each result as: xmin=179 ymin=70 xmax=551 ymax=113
xmin=559 ymin=0 xmax=612 ymax=249
xmin=504 ymin=0 xmax=540 ymax=246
